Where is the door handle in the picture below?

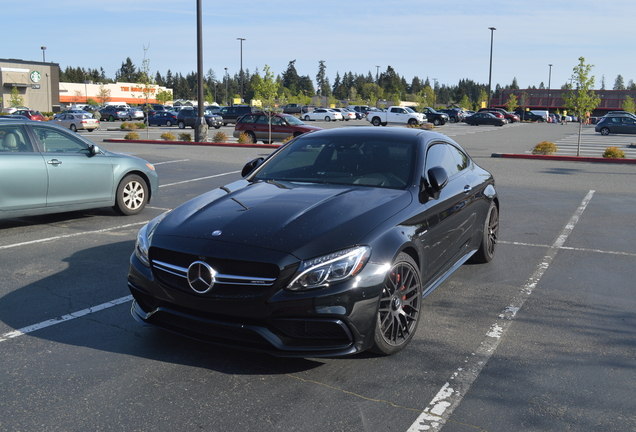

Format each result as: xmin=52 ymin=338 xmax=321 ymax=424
xmin=463 ymin=185 xmax=472 ymax=194
xmin=47 ymin=159 xmax=62 ymax=166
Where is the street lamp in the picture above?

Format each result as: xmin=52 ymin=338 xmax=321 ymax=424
xmin=195 ymin=0 xmax=208 ymax=142
xmin=375 ymin=65 xmax=380 ymax=83
xmin=41 ymin=46 xmax=46 ymax=62
xmin=487 ymin=27 xmax=496 ymax=108
xmin=83 ymin=72 xmax=88 ymax=104
xmin=237 ymin=38 xmax=246 ymax=102
xmin=548 ymin=64 xmax=553 ymax=111
xmin=224 ymin=68 xmax=228 ymax=106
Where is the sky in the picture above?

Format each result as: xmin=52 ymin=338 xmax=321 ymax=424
xmin=4 ymin=1 xmax=636 ymax=91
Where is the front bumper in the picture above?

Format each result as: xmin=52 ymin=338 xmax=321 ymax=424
xmin=127 ymin=251 xmax=387 ymax=357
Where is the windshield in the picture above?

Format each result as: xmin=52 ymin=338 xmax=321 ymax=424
xmin=252 ymin=134 xmax=416 ymax=189
xmin=284 ymin=115 xmax=305 ymax=125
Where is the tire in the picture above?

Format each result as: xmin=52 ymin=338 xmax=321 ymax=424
xmin=450 ymin=117 xmax=456 ymax=123
xmin=325 ymin=116 xmax=331 ymax=122
xmin=371 ymin=117 xmax=381 ymax=127
xmin=304 ymin=115 xmax=310 ymax=121
xmin=166 ymin=120 xmax=172 ymax=127
xmin=496 ymin=121 xmax=503 ymax=127
xmin=70 ymin=124 xmax=77 ymax=132
xmin=600 ymin=127 xmax=610 ymax=136
xmin=371 ymin=252 xmax=423 ymax=356
xmin=245 ymin=131 xmax=256 ymax=143
xmin=113 ymin=174 xmax=148 ymax=216
xmin=178 ymin=121 xmax=185 ymax=129
xmin=214 ymin=126 xmax=221 ymax=129
xmin=408 ymin=118 xmax=417 ymax=126
xmin=381 ymin=122 xmax=387 ymax=127
xmin=433 ymin=118 xmax=441 ymax=126
xmin=470 ymin=202 xmax=499 ymax=263
xmin=87 ymin=129 xmax=95 ymax=132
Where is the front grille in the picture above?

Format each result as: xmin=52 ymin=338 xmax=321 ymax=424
xmin=149 ymin=247 xmax=280 ymax=299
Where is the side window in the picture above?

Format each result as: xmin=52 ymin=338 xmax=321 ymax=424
xmin=242 ymin=114 xmax=257 ymax=124
xmin=426 ymin=143 xmax=459 ymax=177
xmin=271 ymin=116 xmax=284 ymax=126
xmin=0 ymin=124 xmax=34 ymax=152
xmin=31 ymin=125 xmax=89 ymax=153
xmin=448 ymin=145 xmax=469 ymax=172
xmin=255 ymin=115 xmax=268 ymax=125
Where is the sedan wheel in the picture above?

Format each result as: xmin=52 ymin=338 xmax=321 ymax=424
xmin=70 ymin=124 xmax=77 ymax=132
xmin=325 ymin=116 xmax=331 ymax=122
xmin=600 ymin=127 xmax=610 ymax=136
xmin=178 ymin=121 xmax=185 ymax=129
xmin=371 ymin=253 xmax=423 ymax=355
xmin=304 ymin=115 xmax=310 ymax=121
xmin=470 ymin=203 xmax=499 ymax=263
xmin=166 ymin=120 xmax=172 ymax=127
xmin=113 ymin=174 xmax=148 ymax=216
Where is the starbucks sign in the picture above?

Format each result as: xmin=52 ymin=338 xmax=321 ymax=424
xmin=30 ymin=71 xmax=41 ymax=83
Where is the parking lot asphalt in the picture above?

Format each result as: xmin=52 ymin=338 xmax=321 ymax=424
xmin=1 ymin=121 xmax=635 ymax=431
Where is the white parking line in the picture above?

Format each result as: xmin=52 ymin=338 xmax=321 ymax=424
xmin=407 ymin=190 xmax=595 ymax=432
xmin=0 ymin=296 xmax=133 ymax=342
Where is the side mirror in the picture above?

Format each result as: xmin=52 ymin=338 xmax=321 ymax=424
xmin=419 ymin=166 xmax=448 ymax=202
xmin=241 ymin=157 xmax=264 ymax=177
xmin=89 ymin=144 xmax=101 ymax=156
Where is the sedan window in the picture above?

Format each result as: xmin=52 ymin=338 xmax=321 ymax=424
xmin=426 ymin=143 xmax=460 ymax=177
xmin=0 ymin=125 xmax=33 ymax=152
xmin=31 ymin=126 xmax=90 ymax=153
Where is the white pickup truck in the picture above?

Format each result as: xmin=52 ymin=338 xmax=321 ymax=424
xmin=366 ymin=106 xmax=426 ymax=126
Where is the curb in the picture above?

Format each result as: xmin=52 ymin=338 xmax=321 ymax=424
xmin=491 ymin=153 xmax=636 ymax=164
xmin=102 ymin=138 xmax=281 ymax=149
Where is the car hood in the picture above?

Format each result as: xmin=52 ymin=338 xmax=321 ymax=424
xmin=154 ymin=179 xmax=412 ymax=258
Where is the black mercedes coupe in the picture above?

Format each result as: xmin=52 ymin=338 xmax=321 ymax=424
xmin=128 ymin=127 xmax=498 ymax=357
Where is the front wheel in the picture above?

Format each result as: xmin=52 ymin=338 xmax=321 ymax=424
xmin=433 ymin=118 xmax=441 ymax=126
xmin=178 ymin=121 xmax=185 ymax=129
xmin=371 ymin=252 xmax=423 ymax=356
xmin=600 ymin=127 xmax=610 ymax=136
xmin=470 ymin=202 xmax=499 ymax=263
xmin=408 ymin=118 xmax=417 ymax=126
xmin=113 ymin=174 xmax=148 ymax=216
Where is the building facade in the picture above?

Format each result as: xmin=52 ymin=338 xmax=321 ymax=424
xmin=1 ymin=58 xmax=60 ymax=112
xmin=59 ymin=81 xmax=173 ymax=107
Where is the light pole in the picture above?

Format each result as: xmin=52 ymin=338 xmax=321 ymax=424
xmin=224 ymin=68 xmax=228 ymax=106
xmin=548 ymin=64 xmax=553 ymax=112
xmin=83 ymin=72 xmax=88 ymax=104
xmin=237 ymin=38 xmax=246 ymax=102
xmin=487 ymin=27 xmax=496 ymax=108
xmin=375 ymin=65 xmax=380 ymax=83
xmin=194 ymin=0 xmax=208 ymax=142
xmin=41 ymin=46 xmax=46 ymax=62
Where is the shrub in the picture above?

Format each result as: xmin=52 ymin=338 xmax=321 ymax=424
xmin=603 ymin=146 xmax=625 ymax=158
xmin=282 ymin=135 xmax=294 ymax=144
xmin=532 ymin=141 xmax=558 ymax=155
xmin=237 ymin=132 xmax=252 ymax=144
xmin=160 ymin=132 xmax=176 ymax=141
xmin=120 ymin=122 xmax=136 ymax=130
xmin=178 ymin=133 xmax=192 ymax=142
xmin=135 ymin=122 xmax=147 ymax=129
xmin=212 ymin=131 xmax=228 ymax=143
xmin=124 ymin=132 xmax=139 ymax=140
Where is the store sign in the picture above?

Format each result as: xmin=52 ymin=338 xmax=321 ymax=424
xmin=31 ymin=84 xmax=41 ymax=89
xmin=30 ymin=71 xmax=41 ymax=83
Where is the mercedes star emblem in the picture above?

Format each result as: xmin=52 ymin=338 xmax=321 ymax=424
xmin=186 ymin=261 xmax=216 ymax=294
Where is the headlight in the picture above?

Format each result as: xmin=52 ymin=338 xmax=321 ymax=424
xmin=286 ymin=246 xmax=371 ymax=291
xmin=134 ymin=211 xmax=170 ymax=267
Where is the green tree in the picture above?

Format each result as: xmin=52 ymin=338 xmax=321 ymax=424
xmin=155 ymin=89 xmax=173 ymax=105
xmin=134 ymin=46 xmax=155 ymax=138
xmin=96 ymin=84 xmax=112 ymax=105
xmin=505 ymin=93 xmax=518 ymax=112
xmin=9 ymin=86 xmax=24 ymax=107
xmin=562 ymin=57 xmax=601 ymax=156
xmin=252 ymin=65 xmax=280 ymax=144
xmin=622 ymin=95 xmax=635 ymax=114
xmin=613 ymin=74 xmax=625 ymax=90
xmin=115 ymin=57 xmax=139 ymax=82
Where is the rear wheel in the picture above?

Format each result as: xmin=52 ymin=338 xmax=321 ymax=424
xmin=325 ymin=116 xmax=331 ymax=122
xmin=371 ymin=253 xmax=423 ymax=355
xmin=450 ymin=117 xmax=456 ymax=123
xmin=113 ymin=174 xmax=148 ymax=216
xmin=371 ymin=117 xmax=381 ymax=127
xmin=166 ymin=120 xmax=172 ymax=127
xmin=70 ymin=124 xmax=77 ymax=132
xmin=178 ymin=121 xmax=185 ymax=129
xmin=470 ymin=202 xmax=499 ymax=263
xmin=304 ymin=115 xmax=310 ymax=121
xmin=600 ymin=127 xmax=610 ymax=136
xmin=245 ymin=131 xmax=256 ymax=143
